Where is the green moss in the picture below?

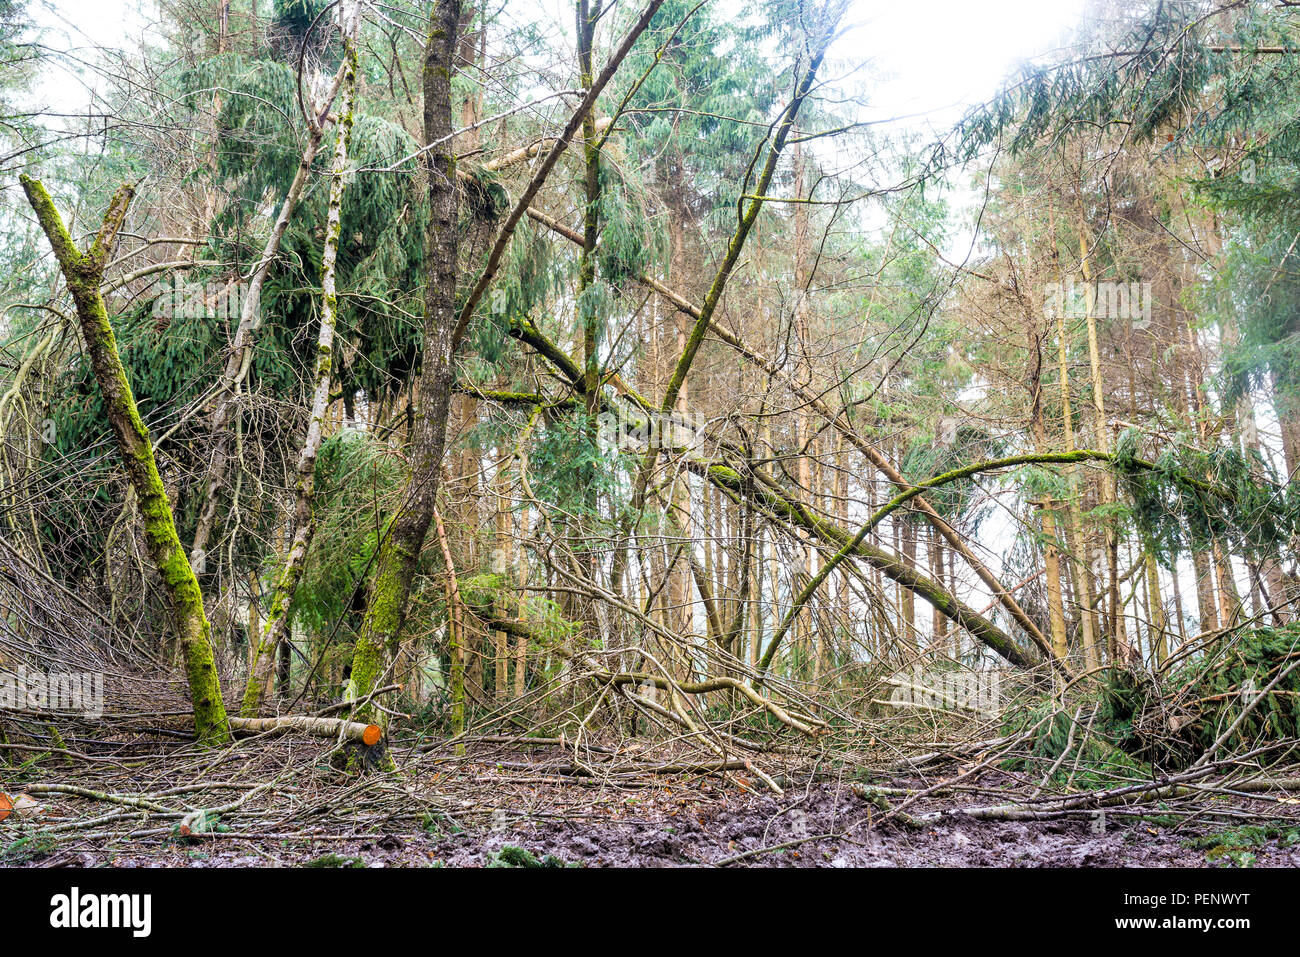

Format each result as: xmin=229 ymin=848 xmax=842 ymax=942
xmin=1 ymin=834 xmax=57 ymax=863
xmin=20 ymin=174 xmax=230 ymax=747
xmin=486 ymin=845 xmax=575 ymax=868
xmin=302 ymin=852 xmax=364 ymax=868
xmin=1186 ymin=823 xmax=1300 ymax=867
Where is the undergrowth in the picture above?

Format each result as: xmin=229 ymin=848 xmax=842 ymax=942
xmin=1003 ymin=623 xmax=1300 ymax=778
xmin=1184 ymin=822 xmax=1300 ymax=867
xmin=486 ymin=844 xmax=575 ymax=868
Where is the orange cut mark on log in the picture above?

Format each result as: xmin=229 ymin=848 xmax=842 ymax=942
xmin=362 ymin=725 xmax=382 ymax=747
xmin=0 ymin=793 xmax=12 ymax=822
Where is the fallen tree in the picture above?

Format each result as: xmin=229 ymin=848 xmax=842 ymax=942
xmin=228 ymin=715 xmax=382 ymax=746
xmin=492 ymin=314 xmax=1042 ymax=669
xmin=521 ymin=206 xmax=1061 ymax=667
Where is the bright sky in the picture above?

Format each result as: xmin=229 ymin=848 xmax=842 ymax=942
xmin=33 ymin=0 xmax=148 ymax=44
xmin=841 ymin=0 xmax=1088 ymax=132
xmin=29 ymin=0 xmax=1090 ymax=129
xmin=28 ymin=0 xmax=153 ymax=114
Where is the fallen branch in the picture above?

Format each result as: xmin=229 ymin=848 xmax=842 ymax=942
xmin=228 ymin=715 xmax=382 ymax=746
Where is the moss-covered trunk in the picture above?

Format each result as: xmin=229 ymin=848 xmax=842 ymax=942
xmin=20 ymin=175 xmax=231 ymax=746
xmin=347 ymin=0 xmax=463 ymax=725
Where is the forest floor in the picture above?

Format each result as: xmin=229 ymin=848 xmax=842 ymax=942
xmin=7 ymin=745 xmax=1299 ymax=868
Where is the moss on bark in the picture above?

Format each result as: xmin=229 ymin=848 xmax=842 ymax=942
xmin=20 ymin=174 xmax=231 ymax=746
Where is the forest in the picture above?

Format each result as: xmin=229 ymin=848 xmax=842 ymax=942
xmin=0 ymin=0 xmax=1299 ymax=877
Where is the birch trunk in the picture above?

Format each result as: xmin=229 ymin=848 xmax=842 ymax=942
xmin=241 ymin=31 xmax=357 ymax=716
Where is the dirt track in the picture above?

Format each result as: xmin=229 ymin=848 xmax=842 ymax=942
xmin=18 ymin=774 xmax=1300 ymax=868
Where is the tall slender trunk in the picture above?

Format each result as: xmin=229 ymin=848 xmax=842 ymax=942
xmin=515 ymin=488 xmax=531 ymax=699
xmin=1182 ymin=337 xmax=1221 ymax=633
xmin=749 ymin=520 xmax=764 ymax=669
xmin=190 ymin=59 xmax=352 ymax=569
xmin=665 ymin=160 xmax=693 ymax=676
xmin=241 ymin=30 xmax=357 ymax=716
xmin=792 ymin=139 xmax=818 ymax=671
xmin=1272 ymin=368 xmax=1300 ymax=477
xmin=1213 ymin=541 xmax=1242 ymax=629
xmin=900 ymin=519 xmax=917 ymax=652
xmin=1029 ymin=326 xmax=1069 ymax=662
xmin=930 ymin=525 xmax=947 ymax=650
xmin=1077 ymin=223 xmax=1123 ymax=662
xmin=434 ymin=507 xmax=466 ymax=739
xmin=493 ymin=458 xmax=512 ymax=701
xmin=1191 ymin=546 xmax=1220 ymax=633
xmin=1145 ymin=551 xmax=1167 ymax=665
xmin=1219 ymin=319 xmax=1285 ymax=621
xmin=566 ymin=0 xmax=604 ymax=641
xmin=347 ymin=0 xmax=464 ymax=725
xmin=1170 ymin=554 xmax=1188 ymax=645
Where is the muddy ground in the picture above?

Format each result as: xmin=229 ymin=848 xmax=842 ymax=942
xmin=14 ymin=763 xmax=1300 ymax=868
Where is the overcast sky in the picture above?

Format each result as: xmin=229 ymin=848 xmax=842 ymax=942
xmin=27 ymin=0 xmax=1089 ymax=127
xmin=842 ymin=0 xmax=1086 ymax=130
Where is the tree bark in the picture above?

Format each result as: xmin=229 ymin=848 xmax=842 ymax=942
xmin=348 ymin=0 xmax=464 ymax=726
xmin=20 ymin=175 xmax=231 ymax=746
xmin=242 ymin=29 xmax=358 ymax=716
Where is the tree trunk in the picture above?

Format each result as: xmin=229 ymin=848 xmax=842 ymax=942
xmin=20 ymin=175 xmax=231 ymax=746
xmin=348 ymin=0 xmax=464 ymax=726
xmin=1029 ymin=326 xmax=1069 ymax=663
xmin=190 ymin=57 xmax=353 ymax=570
xmin=1077 ymin=223 xmax=1123 ymax=663
xmin=242 ymin=28 xmax=357 ymax=715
